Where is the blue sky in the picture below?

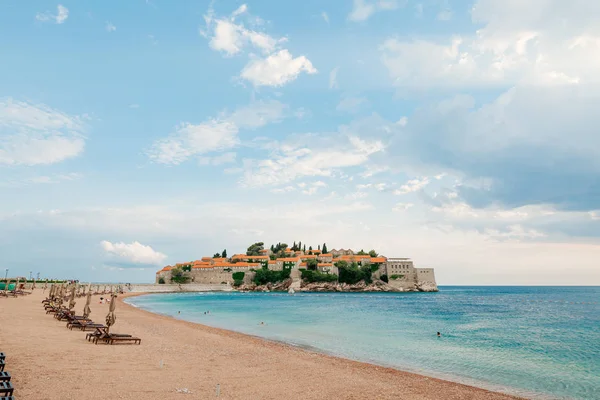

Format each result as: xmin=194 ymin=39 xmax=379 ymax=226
xmin=1 ymin=0 xmax=599 ymax=284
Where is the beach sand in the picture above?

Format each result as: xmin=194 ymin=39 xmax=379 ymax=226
xmin=0 ymin=290 xmax=525 ymax=400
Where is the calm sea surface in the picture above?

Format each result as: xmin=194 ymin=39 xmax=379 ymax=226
xmin=127 ymin=286 xmax=600 ymax=400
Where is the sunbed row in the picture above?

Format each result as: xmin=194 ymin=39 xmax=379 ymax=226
xmin=0 ymin=352 xmax=15 ymax=400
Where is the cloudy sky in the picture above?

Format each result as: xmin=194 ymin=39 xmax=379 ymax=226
xmin=1 ymin=0 xmax=599 ymax=284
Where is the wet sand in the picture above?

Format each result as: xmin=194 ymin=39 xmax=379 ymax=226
xmin=0 ymin=289 xmax=525 ymax=399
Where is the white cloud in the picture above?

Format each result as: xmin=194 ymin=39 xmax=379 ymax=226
xmin=0 ymin=98 xmax=86 ymax=166
xmin=329 ymin=67 xmax=339 ymax=89
xmin=301 ymin=180 xmax=328 ymax=195
xmin=396 ymin=116 xmax=408 ymax=127
xmin=147 ymin=100 xmax=286 ymax=165
xmin=483 ymin=225 xmax=546 ymax=240
xmin=322 ymin=12 xmax=330 ymax=24
xmin=380 ymin=0 xmax=600 ymax=88
xmin=348 ymin=0 xmax=402 ymax=22
xmin=0 ymin=173 xmax=83 ymax=188
xmin=198 ymin=152 xmax=237 ymax=166
xmin=240 ymin=50 xmax=317 ymax=87
xmin=101 ymin=240 xmax=167 ymax=266
xmin=202 ymin=5 xmax=316 ymax=87
xmin=392 ymin=202 xmax=414 ymax=212
xmin=129 ymin=104 xmax=140 ymax=109
xmin=270 ymin=186 xmax=296 ymax=194
xmin=394 ymin=177 xmax=430 ymax=194
xmin=105 ymin=22 xmax=117 ymax=32
xmin=202 ymin=4 xmax=286 ymax=56
xmin=241 ymin=133 xmax=385 ymax=187
xmin=336 ymin=96 xmax=367 ymax=113
xmin=36 ymin=4 xmax=69 ymax=24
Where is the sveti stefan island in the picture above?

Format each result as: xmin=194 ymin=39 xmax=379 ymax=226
xmin=155 ymin=241 xmax=438 ymax=293
xmin=1 ymin=1 xmax=600 ymax=400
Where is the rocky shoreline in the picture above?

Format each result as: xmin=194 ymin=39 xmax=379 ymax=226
xmin=236 ymin=279 xmax=438 ymax=293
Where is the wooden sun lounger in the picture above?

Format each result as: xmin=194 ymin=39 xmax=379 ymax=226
xmin=0 ymin=353 xmax=4 ymax=362
xmin=0 ymin=372 xmax=10 ymax=382
xmin=0 ymin=360 xmax=5 ymax=372
xmin=108 ymin=336 xmax=141 ymax=345
xmin=0 ymin=382 xmax=13 ymax=397
xmin=86 ymin=327 xmax=129 ymax=342
xmin=0 ymin=396 xmax=15 ymax=400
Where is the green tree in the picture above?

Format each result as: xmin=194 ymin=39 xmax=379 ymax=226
xmin=222 ymin=249 xmax=228 ymax=258
xmin=322 ymin=243 xmax=328 ymax=254
xmin=368 ymin=249 xmax=378 ymax=257
xmin=318 ymin=244 xmax=321 ymax=251
xmin=306 ymin=258 xmax=318 ymax=271
xmin=232 ymin=272 xmax=245 ymax=286
xmin=357 ymin=249 xmax=368 ymax=255
xmin=246 ymin=242 xmax=265 ymax=256
xmin=213 ymin=253 xmax=221 ymax=258
xmin=302 ymin=244 xmax=306 ymax=252
xmin=298 ymin=241 xmax=302 ymax=252
xmin=380 ymin=274 xmax=388 ymax=283
xmin=170 ymin=267 xmax=190 ymax=284
xmin=336 ymin=261 xmax=372 ymax=285
xmin=253 ymin=266 xmax=292 ymax=285
xmin=269 ymin=254 xmax=277 ymax=260
xmin=292 ymin=241 xmax=297 ymax=251
xmin=301 ymin=269 xmax=337 ymax=283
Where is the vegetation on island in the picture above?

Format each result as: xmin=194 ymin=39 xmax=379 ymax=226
xmin=253 ymin=266 xmax=291 ymax=285
xmin=170 ymin=266 xmax=191 ymax=284
xmin=300 ymin=269 xmax=337 ymax=283
xmin=232 ymin=272 xmax=245 ymax=287
xmin=335 ymin=261 xmax=373 ymax=284
xmin=390 ymin=274 xmax=404 ymax=280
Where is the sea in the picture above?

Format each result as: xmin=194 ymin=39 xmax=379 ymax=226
xmin=126 ymin=286 xmax=600 ymax=400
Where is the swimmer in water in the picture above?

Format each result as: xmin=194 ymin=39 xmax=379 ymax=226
xmin=437 ymin=332 xmax=441 ymax=337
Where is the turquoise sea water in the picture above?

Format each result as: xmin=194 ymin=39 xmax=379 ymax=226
xmin=127 ymin=287 xmax=600 ymax=400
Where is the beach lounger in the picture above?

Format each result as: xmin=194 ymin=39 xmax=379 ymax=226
xmin=0 ymin=353 xmax=4 ymax=362
xmin=108 ymin=336 xmax=141 ymax=345
xmin=0 ymin=382 xmax=13 ymax=397
xmin=87 ymin=327 xmax=135 ymax=344
xmin=0 ymin=372 xmax=10 ymax=382
xmin=0 ymin=396 xmax=15 ymax=400
xmin=0 ymin=360 xmax=4 ymax=372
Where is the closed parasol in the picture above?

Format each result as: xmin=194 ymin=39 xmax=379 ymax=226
xmin=83 ymin=290 xmax=92 ymax=319
xmin=105 ymin=293 xmax=117 ymax=333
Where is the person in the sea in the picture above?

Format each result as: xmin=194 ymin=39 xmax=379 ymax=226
xmin=178 ymin=311 xmax=180 ymax=314
xmin=437 ymin=332 xmax=441 ymax=337
xmin=99 ymin=297 xmax=104 ymax=304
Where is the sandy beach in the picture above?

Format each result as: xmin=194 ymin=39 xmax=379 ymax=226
xmin=0 ymin=289 xmax=525 ymax=400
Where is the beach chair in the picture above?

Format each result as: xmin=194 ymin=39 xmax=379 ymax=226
xmin=0 ymin=372 xmax=10 ymax=382
xmin=0 ymin=382 xmax=13 ymax=397
xmin=0 ymin=360 xmax=4 ymax=372
xmin=0 ymin=353 xmax=4 ymax=362
xmin=67 ymin=319 xmax=101 ymax=330
xmin=108 ymin=336 xmax=141 ymax=345
xmin=0 ymin=396 xmax=15 ymax=400
xmin=88 ymin=327 xmax=134 ymax=344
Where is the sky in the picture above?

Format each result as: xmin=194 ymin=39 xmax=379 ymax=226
xmin=1 ymin=0 xmax=599 ymax=285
